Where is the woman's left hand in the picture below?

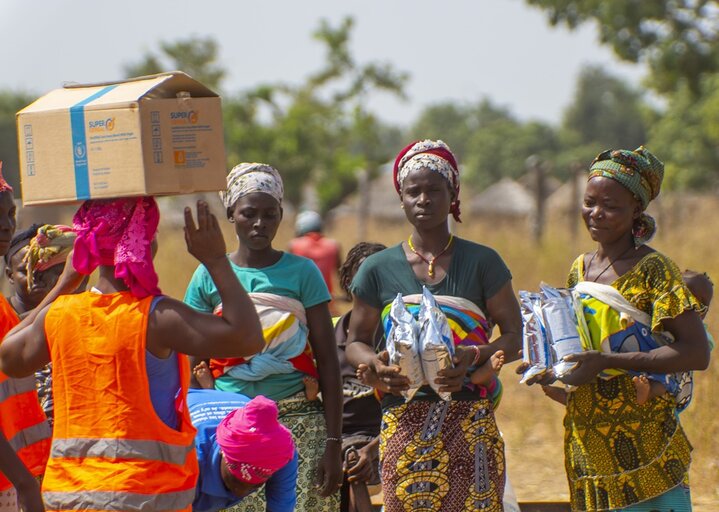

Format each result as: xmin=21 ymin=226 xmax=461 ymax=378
xmin=559 ymin=351 xmax=606 ymax=386
xmin=315 ymin=441 xmax=343 ymax=497
xmin=435 ymin=346 xmax=474 ymax=393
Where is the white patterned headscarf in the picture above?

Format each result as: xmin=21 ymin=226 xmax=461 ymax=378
xmin=221 ymin=163 xmax=284 ymax=210
xmin=393 ymin=139 xmax=462 ymax=222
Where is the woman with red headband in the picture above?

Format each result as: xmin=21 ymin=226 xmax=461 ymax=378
xmin=346 ymin=140 xmax=522 ymax=511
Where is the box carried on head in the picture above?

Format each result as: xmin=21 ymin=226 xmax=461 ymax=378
xmin=16 ymin=71 xmax=227 ymax=205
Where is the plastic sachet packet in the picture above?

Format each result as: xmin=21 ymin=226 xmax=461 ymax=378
xmin=519 ymin=290 xmax=550 ymax=384
xmin=386 ymin=293 xmax=423 ymax=401
xmin=418 ymin=287 xmax=455 ymax=401
xmin=540 ymin=284 xmax=584 ymax=379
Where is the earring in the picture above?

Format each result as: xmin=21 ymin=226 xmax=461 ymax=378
xmin=400 ymin=203 xmax=405 ymax=209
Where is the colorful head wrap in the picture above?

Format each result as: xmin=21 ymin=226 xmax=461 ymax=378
xmin=0 ymin=162 xmax=13 ymax=193
xmin=588 ymin=146 xmax=664 ymax=246
xmin=24 ymin=224 xmax=76 ymax=290
xmin=221 ymin=163 xmax=284 ymax=211
xmin=295 ymin=210 xmax=322 ymax=236
xmin=216 ymin=395 xmax=295 ymax=484
xmin=72 ymin=197 xmax=161 ymax=298
xmin=393 ymin=139 xmax=462 ymax=222
xmin=4 ymin=223 xmax=42 ymax=267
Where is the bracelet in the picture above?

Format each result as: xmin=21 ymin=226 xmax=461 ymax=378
xmin=470 ymin=345 xmax=482 ymax=366
xmin=326 ymin=436 xmax=342 ymax=444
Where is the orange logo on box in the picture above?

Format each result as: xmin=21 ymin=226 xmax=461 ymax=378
xmin=174 ymin=150 xmax=186 ymax=165
xmin=188 ymin=111 xmax=198 ymax=124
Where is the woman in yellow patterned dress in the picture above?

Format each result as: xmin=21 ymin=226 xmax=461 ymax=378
xmin=546 ymin=147 xmax=710 ymax=511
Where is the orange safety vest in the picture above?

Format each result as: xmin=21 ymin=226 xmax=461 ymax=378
xmin=0 ymin=293 xmax=51 ymax=491
xmin=42 ymin=291 xmax=198 ymax=511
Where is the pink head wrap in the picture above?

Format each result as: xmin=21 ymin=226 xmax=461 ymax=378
xmin=216 ymin=395 xmax=295 ymax=484
xmin=72 ymin=197 xmax=161 ymax=298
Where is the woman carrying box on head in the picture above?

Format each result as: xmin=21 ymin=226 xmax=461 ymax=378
xmin=0 ymin=197 xmax=264 ymax=512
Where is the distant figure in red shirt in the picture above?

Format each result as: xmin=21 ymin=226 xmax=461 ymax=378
xmin=289 ymin=211 xmax=341 ymax=297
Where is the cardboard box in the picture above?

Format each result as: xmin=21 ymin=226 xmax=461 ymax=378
xmin=16 ymin=72 xmax=227 ymax=205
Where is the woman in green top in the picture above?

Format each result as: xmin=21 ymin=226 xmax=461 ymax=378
xmin=184 ymin=163 xmax=343 ymax=511
xmin=347 ymin=140 xmax=522 ymax=512
xmin=541 ymin=147 xmax=710 ymax=511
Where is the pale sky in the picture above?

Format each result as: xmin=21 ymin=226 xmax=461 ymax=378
xmin=0 ymin=0 xmax=645 ymax=126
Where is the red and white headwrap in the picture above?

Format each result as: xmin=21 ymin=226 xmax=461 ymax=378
xmin=0 ymin=161 xmax=13 ymax=193
xmin=72 ymin=197 xmax=161 ymax=298
xmin=393 ymin=139 xmax=462 ymax=222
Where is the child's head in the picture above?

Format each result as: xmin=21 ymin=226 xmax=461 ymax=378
xmin=683 ymin=269 xmax=713 ymax=318
xmin=339 ymin=242 xmax=386 ymax=300
xmin=5 ymin=224 xmax=42 ymax=303
xmin=5 ymin=224 xmax=74 ymax=309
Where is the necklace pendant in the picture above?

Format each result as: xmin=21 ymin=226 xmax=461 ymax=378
xmin=428 ymin=263 xmax=435 ymax=278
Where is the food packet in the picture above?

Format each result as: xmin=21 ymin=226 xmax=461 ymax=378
xmin=540 ymin=284 xmax=584 ymax=379
xmin=519 ymin=291 xmax=551 ymax=384
xmin=418 ymin=287 xmax=455 ymax=401
xmin=386 ymin=293 xmax=423 ymax=401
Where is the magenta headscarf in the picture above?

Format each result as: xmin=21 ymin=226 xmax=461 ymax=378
xmin=72 ymin=197 xmax=161 ymax=298
xmin=216 ymin=395 xmax=295 ymax=484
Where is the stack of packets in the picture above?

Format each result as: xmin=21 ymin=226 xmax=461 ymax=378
xmin=519 ymin=283 xmax=589 ymax=384
xmin=386 ymin=287 xmax=455 ymax=401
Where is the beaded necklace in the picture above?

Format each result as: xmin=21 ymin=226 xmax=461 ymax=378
xmin=407 ymin=234 xmax=454 ymax=278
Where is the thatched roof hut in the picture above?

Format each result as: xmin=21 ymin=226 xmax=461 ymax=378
xmin=470 ymin=178 xmax=534 ymax=217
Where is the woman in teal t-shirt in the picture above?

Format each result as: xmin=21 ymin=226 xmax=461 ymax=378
xmin=347 ymin=140 xmax=522 ymax=512
xmin=184 ymin=163 xmax=342 ymax=511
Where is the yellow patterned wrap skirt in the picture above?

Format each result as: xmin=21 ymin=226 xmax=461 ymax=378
xmin=380 ymin=399 xmax=505 ymax=512
xmin=565 ymin=375 xmax=692 ymax=511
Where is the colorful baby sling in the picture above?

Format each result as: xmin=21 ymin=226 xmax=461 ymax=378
xmin=573 ymin=281 xmax=693 ymax=411
xmin=381 ymin=294 xmax=502 ymax=407
xmin=209 ymin=292 xmax=318 ymax=382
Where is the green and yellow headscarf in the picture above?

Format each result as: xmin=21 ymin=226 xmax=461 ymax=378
xmin=588 ymin=146 xmax=664 ymax=246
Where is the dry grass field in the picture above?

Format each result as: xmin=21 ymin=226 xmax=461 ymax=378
xmin=144 ymin=192 xmax=718 ymax=510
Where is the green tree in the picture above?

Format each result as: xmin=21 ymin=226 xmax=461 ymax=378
xmin=563 ymin=65 xmax=649 ymax=150
xmin=124 ymin=36 xmax=225 ymax=91
xmin=649 ymin=76 xmax=719 ymax=188
xmin=223 ymin=17 xmax=407 ymax=212
xmin=524 ymin=0 xmax=719 ymax=95
xmin=410 ymin=99 xmax=561 ymax=188
xmin=0 ymin=91 xmax=37 ymax=193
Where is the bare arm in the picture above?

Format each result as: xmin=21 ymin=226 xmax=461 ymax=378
xmin=305 ymin=302 xmax=343 ymax=496
xmin=347 ymin=296 xmax=410 ymax=394
xmin=0 ymin=431 xmax=44 ymax=512
xmin=480 ymin=281 xmax=523 ymax=364
xmin=562 ymin=308 xmax=710 ymax=386
xmin=147 ymin=201 xmax=263 ymax=358
xmin=0 ymin=307 xmax=50 ymax=378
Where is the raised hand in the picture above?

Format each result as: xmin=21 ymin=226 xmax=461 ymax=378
xmin=184 ymin=200 xmax=226 ymax=266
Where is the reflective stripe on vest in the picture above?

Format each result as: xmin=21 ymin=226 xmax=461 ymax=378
xmin=8 ymin=421 xmax=51 ymax=453
xmin=51 ymin=437 xmax=193 ymax=466
xmin=43 ymin=487 xmax=196 ymax=511
xmin=0 ymin=375 xmax=36 ymax=401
